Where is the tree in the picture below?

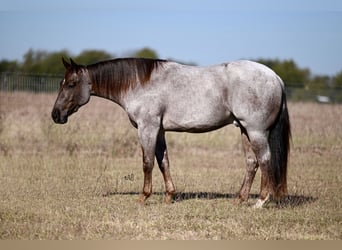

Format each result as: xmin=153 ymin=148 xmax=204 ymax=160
xmin=333 ymin=70 xmax=342 ymax=89
xmin=331 ymin=70 xmax=342 ymax=102
xmin=0 ymin=60 xmax=19 ymax=72
xmin=133 ymin=47 xmax=158 ymax=59
xmin=74 ymin=50 xmax=114 ymax=65
xmin=21 ymin=49 xmax=70 ymax=74
xmin=42 ymin=50 xmax=71 ymax=74
xmin=309 ymin=75 xmax=331 ymax=90
xmin=257 ymin=59 xmax=310 ymax=87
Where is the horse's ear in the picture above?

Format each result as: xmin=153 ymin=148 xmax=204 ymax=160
xmin=62 ymin=57 xmax=71 ymax=69
xmin=70 ymin=58 xmax=78 ymax=68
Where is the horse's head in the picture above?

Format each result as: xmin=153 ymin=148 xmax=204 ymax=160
xmin=51 ymin=58 xmax=91 ymax=124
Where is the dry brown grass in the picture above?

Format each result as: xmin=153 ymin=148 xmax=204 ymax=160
xmin=0 ymin=91 xmax=341 ymax=239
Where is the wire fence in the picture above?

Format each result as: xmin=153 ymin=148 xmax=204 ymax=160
xmin=0 ymin=72 xmax=62 ymax=93
xmin=285 ymin=86 xmax=342 ymax=103
xmin=1 ymin=72 xmax=342 ymax=103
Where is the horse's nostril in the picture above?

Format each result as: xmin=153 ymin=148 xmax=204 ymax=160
xmin=51 ymin=108 xmax=60 ymax=123
xmin=52 ymin=108 xmax=68 ymax=124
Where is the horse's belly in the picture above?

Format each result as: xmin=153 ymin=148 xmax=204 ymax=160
xmin=162 ymin=107 xmax=234 ymax=133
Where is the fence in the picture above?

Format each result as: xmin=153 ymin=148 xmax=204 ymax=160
xmin=0 ymin=72 xmax=62 ymax=93
xmin=1 ymin=72 xmax=342 ymax=103
xmin=285 ymin=86 xmax=342 ymax=103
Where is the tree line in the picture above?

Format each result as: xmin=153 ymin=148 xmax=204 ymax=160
xmin=1 ymin=47 xmax=342 ymax=102
xmin=0 ymin=47 xmax=159 ymax=75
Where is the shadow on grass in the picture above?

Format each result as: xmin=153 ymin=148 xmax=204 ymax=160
xmin=174 ymin=193 xmax=317 ymax=208
xmin=173 ymin=192 xmax=243 ymax=201
xmin=277 ymin=195 xmax=318 ymax=208
xmin=103 ymin=191 xmax=317 ymax=208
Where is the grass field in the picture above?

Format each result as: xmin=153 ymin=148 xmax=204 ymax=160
xmin=0 ymin=92 xmax=341 ymax=239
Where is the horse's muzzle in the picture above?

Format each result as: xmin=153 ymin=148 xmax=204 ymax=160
xmin=51 ymin=108 xmax=68 ymax=124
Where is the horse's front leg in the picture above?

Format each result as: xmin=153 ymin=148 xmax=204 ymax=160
xmin=137 ymin=125 xmax=159 ymax=204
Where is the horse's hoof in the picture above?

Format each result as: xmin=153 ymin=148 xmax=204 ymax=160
xmin=165 ymin=194 xmax=174 ymax=204
xmin=137 ymin=199 xmax=145 ymax=205
xmin=253 ymin=199 xmax=264 ymax=209
xmin=233 ymin=198 xmax=243 ymax=205
xmin=253 ymin=193 xmax=270 ymax=208
xmin=137 ymin=194 xmax=148 ymax=205
xmin=253 ymin=198 xmax=270 ymax=209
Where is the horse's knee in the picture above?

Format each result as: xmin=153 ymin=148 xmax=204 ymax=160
xmin=142 ymin=154 xmax=154 ymax=172
xmin=143 ymin=163 xmax=153 ymax=173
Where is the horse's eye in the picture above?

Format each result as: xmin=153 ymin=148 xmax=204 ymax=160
xmin=68 ymin=82 xmax=76 ymax=88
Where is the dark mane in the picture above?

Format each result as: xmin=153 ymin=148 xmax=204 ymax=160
xmin=87 ymin=58 xmax=166 ymax=98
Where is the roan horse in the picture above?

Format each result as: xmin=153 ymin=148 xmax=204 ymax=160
xmin=52 ymin=58 xmax=291 ymax=208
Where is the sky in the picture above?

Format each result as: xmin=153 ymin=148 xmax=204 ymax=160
xmin=1 ymin=0 xmax=342 ymax=76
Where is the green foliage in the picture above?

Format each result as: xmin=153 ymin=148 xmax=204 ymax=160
xmin=74 ymin=50 xmax=114 ymax=65
xmin=331 ymin=71 xmax=342 ymax=102
xmin=0 ymin=60 xmax=19 ymax=72
xmin=21 ymin=49 xmax=71 ymax=75
xmin=133 ymin=47 xmax=159 ymax=59
xmin=256 ymin=58 xmax=342 ymax=103
xmin=333 ymin=70 xmax=342 ymax=88
xmin=257 ymin=59 xmax=310 ymax=87
xmin=0 ymin=48 xmax=159 ymax=74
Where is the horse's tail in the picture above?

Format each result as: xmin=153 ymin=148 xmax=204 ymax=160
xmin=268 ymin=85 xmax=291 ymax=200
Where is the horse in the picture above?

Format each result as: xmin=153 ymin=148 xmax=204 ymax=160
xmin=51 ymin=57 xmax=291 ymax=208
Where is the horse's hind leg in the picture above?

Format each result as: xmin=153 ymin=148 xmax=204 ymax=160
xmin=155 ymin=130 xmax=176 ymax=204
xmin=247 ymin=130 xmax=272 ymax=208
xmin=237 ymin=128 xmax=259 ymax=204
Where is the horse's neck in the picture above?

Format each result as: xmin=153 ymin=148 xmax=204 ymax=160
xmin=88 ymin=68 xmax=122 ymax=105
xmin=86 ymin=59 xmax=160 ymax=106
